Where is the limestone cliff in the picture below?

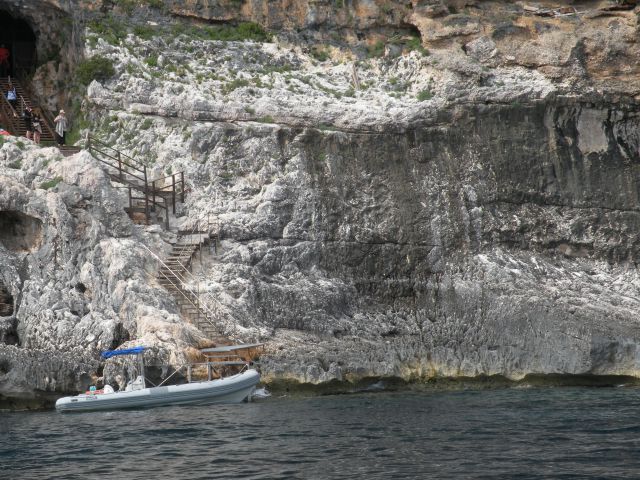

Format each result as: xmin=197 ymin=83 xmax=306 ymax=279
xmin=3 ymin=0 xmax=640 ymax=405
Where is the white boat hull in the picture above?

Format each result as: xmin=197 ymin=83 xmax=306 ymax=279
xmin=55 ymin=369 xmax=260 ymax=412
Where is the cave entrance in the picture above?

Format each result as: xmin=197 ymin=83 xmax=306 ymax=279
xmin=0 ymin=10 xmax=36 ymax=78
xmin=0 ymin=281 xmax=13 ymax=317
xmin=0 ymin=211 xmax=43 ymax=252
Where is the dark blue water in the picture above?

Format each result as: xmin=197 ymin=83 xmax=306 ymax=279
xmin=2 ymin=387 xmax=640 ymax=479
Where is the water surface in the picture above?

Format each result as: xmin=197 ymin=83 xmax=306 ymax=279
xmin=2 ymin=387 xmax=640 ymax=479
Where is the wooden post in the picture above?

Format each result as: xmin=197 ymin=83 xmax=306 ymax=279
xmin=117 ymin=151 xmax=123 ymax=181
xmin=152 ymin=179 xmax=156 ymax=212
xmin=128 ymin=186 xmax=132 ymax=210
xmin=172 ymin=173 xmax=176 ymax=213
xmin=137 ymin=353 xmax=146 ymax=388
xmin=180 ymin=171 xmax=185 ymax=203
xmin=143 ymin=166 xmax=149 ymax=225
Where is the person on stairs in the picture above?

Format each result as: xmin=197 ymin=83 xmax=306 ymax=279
xmin=32 ymin=109 xmax=42 ymax=144
xmin=54 ymin=109 xmax=67 ymax=146
xmin=0 ymin=45 xmax=9 ymax=77
xmin=6 ymin=83 xmax=16 ymax=110
xmin=22 ymin=105 xmax=33 ymax=140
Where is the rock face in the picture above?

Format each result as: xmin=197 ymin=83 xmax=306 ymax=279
xmin=0 ymin=141 xmax=207 ymax=404
xmin=81 ymin=0 xmax=640 ymax=384
xmin=4 ymin=0 xmax=640 ymax=403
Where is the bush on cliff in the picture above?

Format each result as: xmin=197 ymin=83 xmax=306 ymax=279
xmin=39 ymin=177 xmax=63 ymax=190
xmin=76 ymin=56 xmax=115 ymax=85
xmin=88 ymin=16 xmax=127 ymax=45
xmin=172 ymin=22 xmax=272 ymax=43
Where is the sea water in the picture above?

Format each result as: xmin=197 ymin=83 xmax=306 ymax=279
xmin=2 ymin=386 xmax=640 ymax=479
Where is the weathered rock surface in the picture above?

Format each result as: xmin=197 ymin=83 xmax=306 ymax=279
xmin=79 ymin=2 xmax=640 ymax=386
xmin=4 ymin=0 xmax=640 ymax=404
xmin=0 ymin=140 xmax=208 ymax=404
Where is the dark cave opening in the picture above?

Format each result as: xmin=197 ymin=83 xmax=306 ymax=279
xmin=109 ymin=323 xmax=131 ymax=351
xmin=0 ymin=10 xmax=36 ymax=78
xmin=0 ymin=281 xmax=13 ymax=317
xmin=0 ymin=211 xmax=44 ymax=252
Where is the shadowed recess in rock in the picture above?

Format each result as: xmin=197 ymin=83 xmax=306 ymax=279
xmin=0 ymin=211 xmax=43 ymax=252
xmin=0 ymin=9 xmax=35 ymax=77
xmin=0 ymin=280 xmax=13 ymax=317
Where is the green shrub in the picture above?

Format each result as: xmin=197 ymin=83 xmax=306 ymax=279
xmin=367 ymin=40 xmax=385 ymax=58
xmin=76 ymin=56 xmax=115 ymax=85
xmin=145 ymin=55 xmax=159 ymax=67
xmin=263 ymin=64 xmax=294 ymax=74
xmin=404 ymin=35 xmax=429 ymax=56
xmin=234 ymin=22 xmax=271 ymax=42
xmin=140 ymin=118 xmax=153 ymax=130
xmin=257 ymin=115 xmax=275 ymax=123
xmin=15 ymin=140 xmax=25 ymax=150
xmin=115 ymin=0 xmax=137 ymax=14
xmin=134 ymin=25 xmax=156 ymax=40
xmin=311 ymin=46 xmax=330 ymax=62
xmin=87 ymin=16 xmax=127 ymax=45
xmin=222 ymin=78 xmax=250 ymax=94
xmin=40 ymin=177 xmax=63 ymax=190
xmin=144 ymin=0 xmax=165 ymax=8
xmin=174 ymin=22 xmax=271 ymax=42
xmin=8 ymin=159 xmax=22 ymax=169
xmin=417 ymin=89 xmax=433 ymax=101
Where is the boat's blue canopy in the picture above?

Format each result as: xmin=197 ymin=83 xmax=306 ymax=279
xmin=101 ymin=347 xmax=145 ymax=359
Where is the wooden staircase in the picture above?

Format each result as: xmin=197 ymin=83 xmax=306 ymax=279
xmin=87 ymin=134 xmax=184 ymax=229
xmin=59 ymin=146 xmax=82 ymax=157
xmin=156 ymin=227 xmax=220 ymax=339
xmin=0 ymin=76 xmax=55 ymax=143
xmin=87 ymin=135 xmax=226 ymax=339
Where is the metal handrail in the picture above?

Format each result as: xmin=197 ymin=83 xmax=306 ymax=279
xmin=171 ymin=214 xmax=219 ymax=272
xmin=0 ymin=93 xmax=19 ymax=134
xmin=151 ymin=172 xmax=185 ymax=213
xmin=14 ymin=75 xmax=56 ymax=140
xmin=87 ymin=134 xmax=181 ymax=228
xmin=88 ymin=136 xmax=147 ymax=176
xmin=152 ymin=172 xmax=185 ymax=192
xmin=141 ymin=243 xmax=219 ymax=325
xmin=156 ymin=359 xmax=253 ymax=386
xmin=141 ymin=242 xmax=242 ymax=338
xmin=87 ymin=134 xmax=147 ymax=171
xmin=93 ymin=153 xmax=148 ymax=183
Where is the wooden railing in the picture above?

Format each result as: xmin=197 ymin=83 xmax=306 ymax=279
xmin=141 ymin=243 xmax=220 ymax=333
xmin=151 ymin=172 xmax=185 ymax=214
xmin=12 ymin=76 xmax=56 ymax=142
xmin=87 ymin=134 xmax=187 ymax=229
xmin=87 ymin=133 xmax=153 ymax=224
xmin=173 ymin=215 xmax=219 ymax=269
